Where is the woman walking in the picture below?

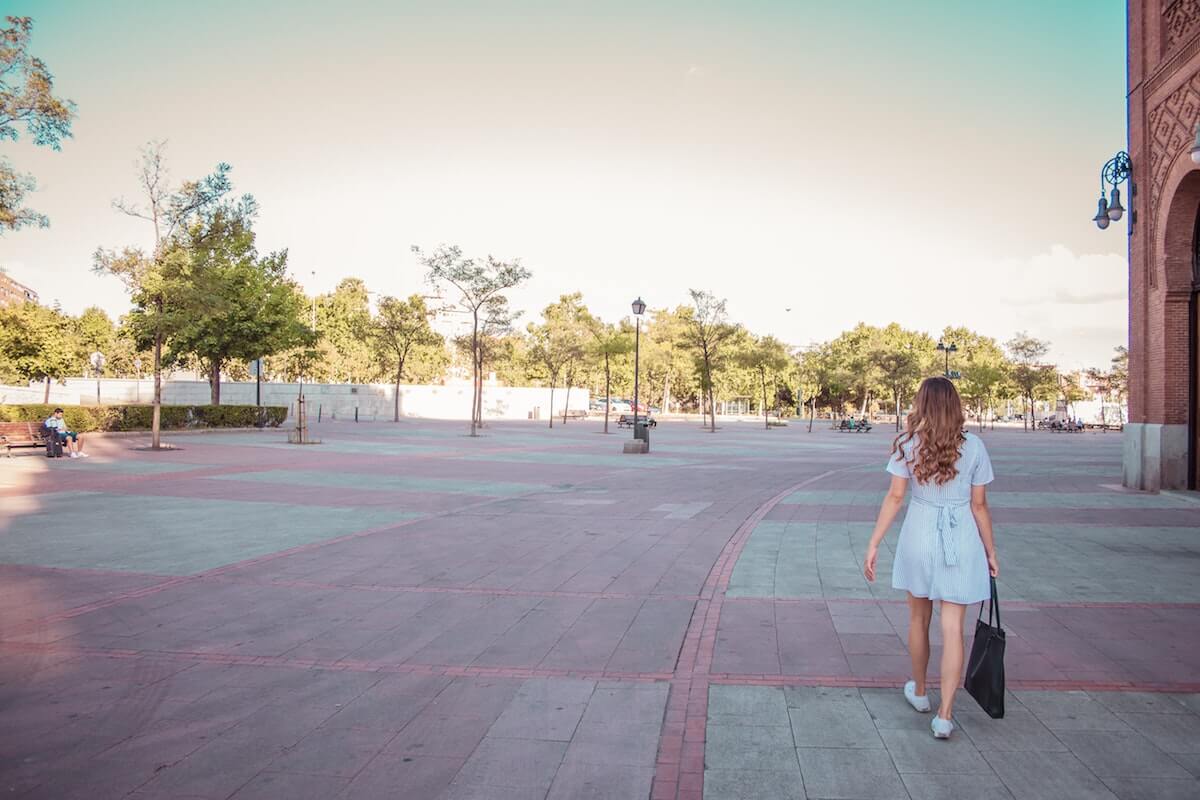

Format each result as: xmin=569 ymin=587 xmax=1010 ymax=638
xmin=862 ymin=376 xmax=999 ymax=739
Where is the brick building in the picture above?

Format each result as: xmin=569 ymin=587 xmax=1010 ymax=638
xmin=0 ymin=271 xmax=38 ymax=308
xmin=1125 ymin=1 xmax=1200 ymax=490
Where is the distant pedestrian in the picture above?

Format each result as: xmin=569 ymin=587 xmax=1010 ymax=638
xmin=44 ymin=408 xmax=88 ymax=458
xmin=862 ymin=376 xmax=998 ymax=739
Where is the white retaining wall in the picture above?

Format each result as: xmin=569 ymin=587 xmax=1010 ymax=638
xmin=1 ymin=380 xmax=588 ymax=422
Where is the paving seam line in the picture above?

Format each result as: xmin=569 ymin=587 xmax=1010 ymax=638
xmin=651 ymin=462 xmax=873 ymax=800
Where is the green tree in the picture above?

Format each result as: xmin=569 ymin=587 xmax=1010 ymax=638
xmin=643 ymin=306 xmax=694 ymax=414
xmin=686 ymin=289 xmax=737 ymax=432
xmin=166 ymin=199 xmax=311 ymax=403
xmin=527 ymin=295 xmax=587 ymax=428
xmin=586 ymin=316 xmax=633 ymax=433
xmin=372 ymin=294 xmax=445 ymax=421
xmin=416 ymin=244 xmax=530 ymax=435
xmin=941 ymin=326 xmax=1009 ymax=429
xmin=1 ymin=16 xmax=76 ymax=233
xmin=73 ymin=306 xmax=116 ymax=377
xmin=739 ymin=334 xmax=791 ymax=429
xmin=94 ymin=142 xmax=233 ymax=448
xmin=869 ymin=324 xmax=932 ymax=431
xmin=315 ymin=278 xmax=374 ymax=383
xmin=1005 ymin=332 xmax=1056 ymax=432
xmin=796 ymin=344 xmax=834 ymax=433
xmin=0 ymin=301 xmax=74 ymax=401
xmin=1110 ymin=346 xmax=1128 ymax=422
xmin=1058 ymin=371 xmax=1089 ymax=419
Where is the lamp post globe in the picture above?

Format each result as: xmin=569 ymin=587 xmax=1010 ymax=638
xmin=1106 ymin=187 xmax=1124 ymax=221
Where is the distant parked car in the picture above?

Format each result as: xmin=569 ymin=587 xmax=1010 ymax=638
xmin=608 ymin=399 xmax=632 ymax=413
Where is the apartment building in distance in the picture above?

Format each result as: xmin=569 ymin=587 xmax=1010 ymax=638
xmin=0 ymin=271 xmax=38 ymax=307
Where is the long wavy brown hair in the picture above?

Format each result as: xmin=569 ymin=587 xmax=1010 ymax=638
xmin=892 ymin=376 xmax=966 ymax=485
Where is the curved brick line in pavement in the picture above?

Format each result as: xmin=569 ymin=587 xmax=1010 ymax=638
xmin=651 ymin=463 xmax=870 ymax=800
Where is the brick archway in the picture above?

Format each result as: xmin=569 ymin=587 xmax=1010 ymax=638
xmin=1154 ymin=166 xmax=1200 ymax=487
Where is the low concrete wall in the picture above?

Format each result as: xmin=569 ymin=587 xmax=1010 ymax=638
xmin=2 ymin=380 xmax=588 ymax=422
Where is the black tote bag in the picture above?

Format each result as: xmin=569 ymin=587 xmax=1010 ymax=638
xmin=964 ymin=577 xmax=1005 ymax=719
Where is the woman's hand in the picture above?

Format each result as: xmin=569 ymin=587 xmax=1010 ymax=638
xmin=863 ymin=545 xmax=878 ymax=583
xmin=987 ymin=551 xmax=999 ymax=578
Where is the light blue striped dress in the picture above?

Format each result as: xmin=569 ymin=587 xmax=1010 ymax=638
xmin=886 ymin=432 xmax=993 ymax=605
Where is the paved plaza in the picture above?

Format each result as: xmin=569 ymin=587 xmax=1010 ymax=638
xmin=1 ymin=419 xmax=1198 ymax=799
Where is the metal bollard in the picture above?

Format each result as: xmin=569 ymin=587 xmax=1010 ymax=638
xmin=318 ymin=405 xmax=322 ymax=423
xmin=355 ymin=407 xmax=359 ymax=423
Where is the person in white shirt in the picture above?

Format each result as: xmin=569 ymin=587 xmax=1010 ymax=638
xmin=45 ymin=408 xmax=88 ymax=458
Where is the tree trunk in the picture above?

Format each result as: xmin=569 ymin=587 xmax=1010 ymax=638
xmin=663 ymin=370 xmax=672 ymax=416
xmin=894 ymin=389 xmax=901 ymax=431
xmin=43 ymin=375 xmax=50 ymax=403
xmin=394 ymin=362 xmax=403 ymax=422
xmin=563 ymin=381 xmax=571 ymax=425
xmin=808 ymin=397 xmax=815 ymax=432
xmin=761 ymin=368 xmax=769 ymax=430
xmin=469 ymin=313 xmax=479 ymax=436
xmin=152 ymin=330 xmax=163 ymax=449
xmin=209 ymin=361 xmax=221 ymax=405
xmin=548 ymin=384 xmax=555 ymax=428
xmin=603 ymin=355 xmax=611 ymax=434
xmin=708 ymin=384 xmax=717 ymax=433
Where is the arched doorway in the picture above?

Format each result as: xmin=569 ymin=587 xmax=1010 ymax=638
xmin=1192 ymin=207 xmax=1200 ymax=489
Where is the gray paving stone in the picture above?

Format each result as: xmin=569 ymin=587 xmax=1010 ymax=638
xmin=795 ymin=747 xmax=908 ymax=799
xmin=1169 ymin=751 xmax=1200 ymax=777
xmin=544 ymin=761 xmax=654 ymax=800
xmin=983 ymin=750 xmax=1119 ymax=800
xmin=860 ymin=687 xmax=935 ymax=730
xmin=578 ymin=685 xmax=669 ymax=727
xmin=339 ymin=755 xmax=464 ymax=800
xmin=878 ymin=727 xmax=993 ymax=774
xmin=705 ymin=725 xmax=799 ymax=771
xmin=1014 ymin=691 xmax=1132 ymax=732
xmin=785 ymin=688 xmax=883 ymax=749
xmin=1055 ymin=730 xmax=1192 ymax=779
xmin=1089 ymin=692 xmax=1191 ymax=714
xmin=487 ymin=699 xmax=588 ymax=742
xmin=703 ymin=768 xmax=805 ymax=800
xmin=1169 ymin=694 xmax=1200 ymax=715
xmin=900 ymin=772 xmax=1016 ymax=800
xmin=955 ymin=708 xmax=1067 ymax=752
xmin=563 ymin=722 xmax=660 ymax=767
xmin=708 ymin=685 xmax=790 ymax=721
xmin=1114 ymin=711 xmax=1200 ymax=754
xmin=451 ymin=737 xmax=567 ymax=789
xmin=228 ymin=771 xmax=350 ymax=800
xmin=1099 ymin=777 xmax=1200 ymax=800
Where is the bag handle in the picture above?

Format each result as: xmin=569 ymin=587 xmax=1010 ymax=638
xmin=976 ymin=576 xmax=1001 ymax=629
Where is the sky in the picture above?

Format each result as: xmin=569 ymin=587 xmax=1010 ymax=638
xmin=2 ymin=0 xmax=1129 ymax=370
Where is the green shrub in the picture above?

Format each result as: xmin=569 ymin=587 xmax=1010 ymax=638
xmin=0 ymin=404 xmax=287 ymax=432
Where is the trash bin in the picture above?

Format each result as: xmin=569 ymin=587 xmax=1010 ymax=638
xmin=635 ymin=421 xmax=650 ymax=445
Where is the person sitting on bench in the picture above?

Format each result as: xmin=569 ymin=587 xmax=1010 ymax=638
xmin=45 ymin=408 xmax=88 ymax=458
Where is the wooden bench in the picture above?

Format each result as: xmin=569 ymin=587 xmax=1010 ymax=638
xmin=617 ymin=414 xmax=657 ymax=429
xmin=0 ymin=421 xmax=55 ymax=457
xmin=837 ymin=419 xmax=872 ymax=433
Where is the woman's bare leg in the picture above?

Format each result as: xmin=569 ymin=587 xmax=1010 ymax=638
xmin=937 ymin=601 xmax=968 ymax=719
xmin=907 ymin=593 xmax=933 ymax=695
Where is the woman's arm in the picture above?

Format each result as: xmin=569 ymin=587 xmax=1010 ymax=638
xmin=970 ymin=483 xmax=999 ymax=577
xmin=863 ymin=475 xmax=909 ymax=582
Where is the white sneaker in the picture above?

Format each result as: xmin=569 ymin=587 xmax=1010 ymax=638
xmin=904 ymin=681 xmax=931 ymax=713
xmin=78 ymin=452 xmax=89 ymax=458
xmin=931 ymin=716 xmax=954 ymax=739
xmin=69 ymin=452 xmax=78 ymax=458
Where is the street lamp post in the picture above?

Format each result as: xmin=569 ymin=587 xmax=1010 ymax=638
xmin=89 ymin=351 xmax=106 ymax=406
xmin=936 ymin=341 xmax=957 ymax=378
xmin=1091 ymin=151 xmax=1133 ymax=232
xmin=632 ymin=297 xmax=646 ymax=442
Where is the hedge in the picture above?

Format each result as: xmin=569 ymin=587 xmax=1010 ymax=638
xmin=0 ymin=404 xmax=287 ymax=433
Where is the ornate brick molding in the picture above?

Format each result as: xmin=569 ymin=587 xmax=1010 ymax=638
xmin=1164 ymin=0 xmax=1200 ymax=52
xmin=1147 ymin=72 xmax=1200 ymax=286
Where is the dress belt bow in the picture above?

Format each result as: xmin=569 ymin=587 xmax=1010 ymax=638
xmin=911 ymin=497 xmax=970 ymax=567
